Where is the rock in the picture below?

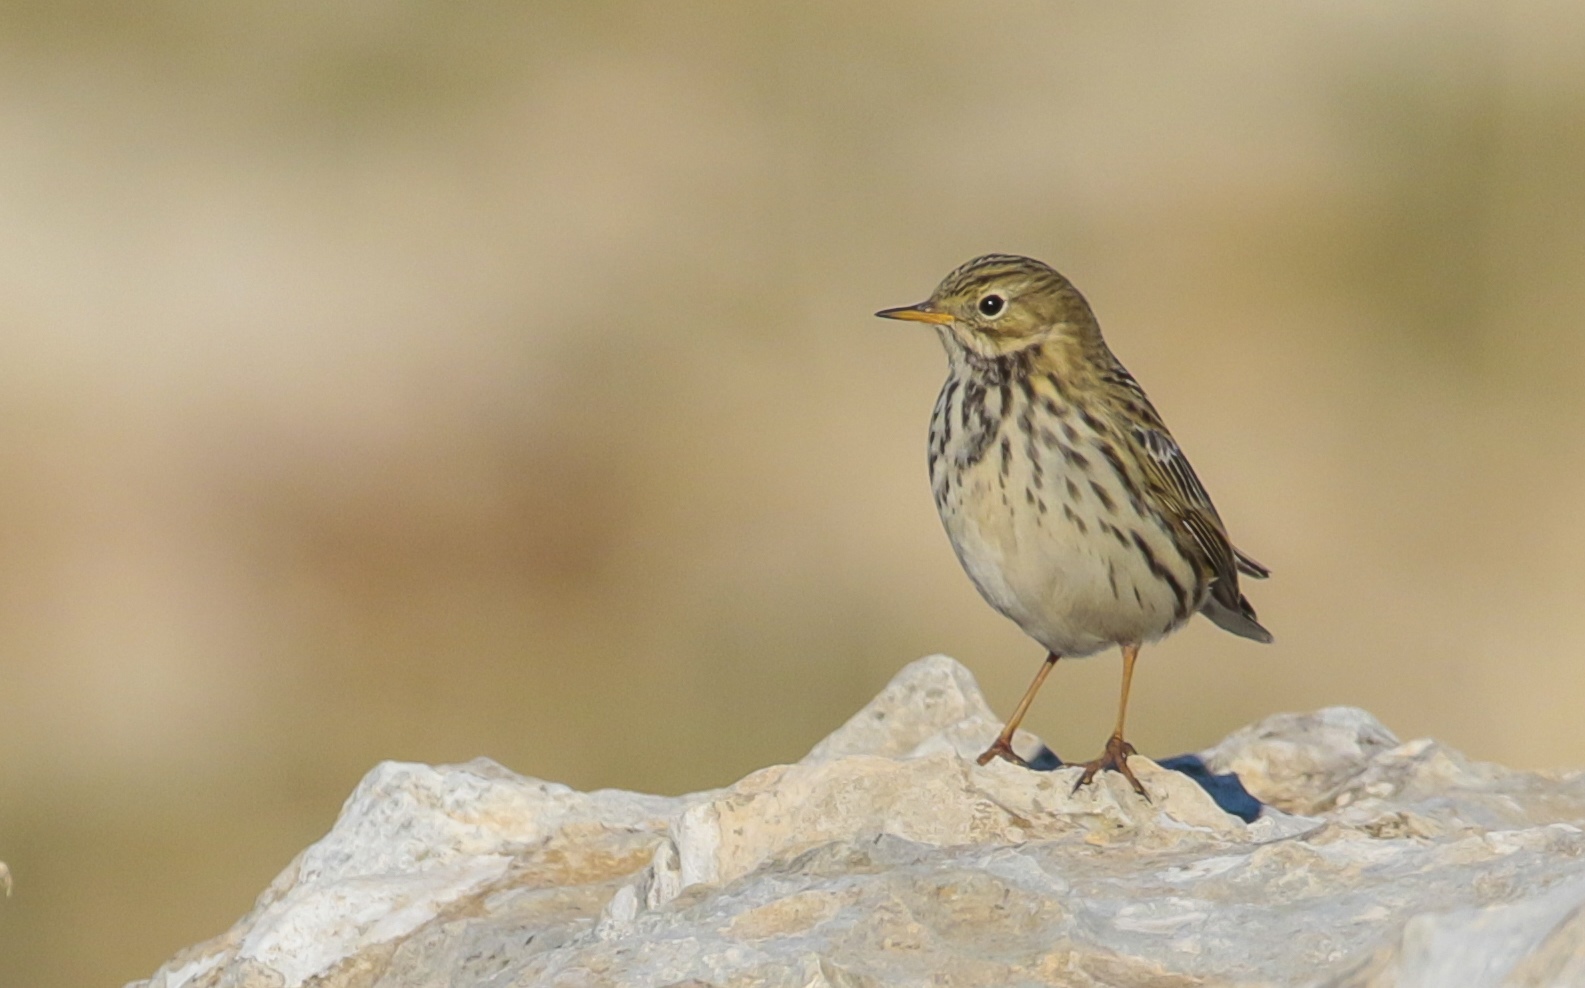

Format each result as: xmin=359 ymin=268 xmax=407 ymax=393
xmin=130 ymin=655 xmax=1585 ymax=988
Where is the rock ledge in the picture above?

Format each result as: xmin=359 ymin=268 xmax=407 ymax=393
xmin=133 ymin=655 xmax=1585 ymax=988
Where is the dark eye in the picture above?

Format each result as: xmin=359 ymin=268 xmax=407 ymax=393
xmin=977 ymin=293 xmax=1006 ymax=318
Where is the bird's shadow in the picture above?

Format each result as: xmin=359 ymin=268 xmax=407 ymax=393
xmin=1025 ymin=747 xmax=1262 ymax=823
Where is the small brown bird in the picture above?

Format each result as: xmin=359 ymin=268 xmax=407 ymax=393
xmin=878 ymin=254 xmax=1271 ymax=795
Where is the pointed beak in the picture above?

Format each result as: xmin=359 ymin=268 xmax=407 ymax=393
xmin=874 ymin=302 xmax=953 ymax=325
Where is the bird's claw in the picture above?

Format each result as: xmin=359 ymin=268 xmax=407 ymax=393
xmin=975 ymin=737 xmax=1030 ymax=768
xmin=1072 ymin=734 xmax=1149 ymax=799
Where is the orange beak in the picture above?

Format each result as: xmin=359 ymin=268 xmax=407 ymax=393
xmin=874 ymin=303 xmax=953 ymax=325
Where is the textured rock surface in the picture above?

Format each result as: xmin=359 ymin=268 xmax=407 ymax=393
xmin=132 ymin=655 xmax=1585 ymax=988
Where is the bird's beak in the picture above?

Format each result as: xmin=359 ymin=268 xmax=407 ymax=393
xmin=874 ymin=302 xmax=953 ymax=325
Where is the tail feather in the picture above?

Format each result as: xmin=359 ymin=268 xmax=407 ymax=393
xmin=1201 ymin=592 xmax=1273 ymax=644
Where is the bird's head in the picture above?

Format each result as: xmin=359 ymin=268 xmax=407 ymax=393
xmin=876 ymin=253 xmax=1100 ymax=362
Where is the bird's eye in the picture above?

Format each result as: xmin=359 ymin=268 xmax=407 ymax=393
xmin=977 ymin=293 xmax=1007 ymax=318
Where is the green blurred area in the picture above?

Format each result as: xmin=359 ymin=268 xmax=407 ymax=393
xmin=1 ymin=3 xmax=1583 ymax=985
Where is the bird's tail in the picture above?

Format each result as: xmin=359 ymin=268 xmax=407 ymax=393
xmin=1201 ymin=592 xmax=1273 ymax=644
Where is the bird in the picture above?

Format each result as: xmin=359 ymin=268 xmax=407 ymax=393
xmin=876 ymin=253 xmax=1271 ymax=796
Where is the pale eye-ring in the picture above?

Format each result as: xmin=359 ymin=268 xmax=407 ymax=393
xmin=977 ymin=293 xmax=1007 ymax=318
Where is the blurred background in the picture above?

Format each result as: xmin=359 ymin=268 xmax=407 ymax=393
xmin=1 ymin=1 xmax=1583 ymax=984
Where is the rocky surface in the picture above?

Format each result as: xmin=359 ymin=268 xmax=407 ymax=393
xmin=132 ymin=655 xmax=1585 ymax=988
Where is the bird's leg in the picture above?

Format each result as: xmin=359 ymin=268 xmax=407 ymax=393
xmin=1073 ymin=643 xmax=1148 ymax=798
xmin=976 ymin=651 xmax=1060 ymax=768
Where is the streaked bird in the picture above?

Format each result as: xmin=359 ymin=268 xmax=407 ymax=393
xmin=877 ymin=254 xmax=1271 ymax=795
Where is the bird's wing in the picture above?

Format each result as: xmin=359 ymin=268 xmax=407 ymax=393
xmin=1234 ymin=546 xmax=1270 ymax=580
xmin=1136 ymin=425 xmax=1270 ymax=579
xmin=1099 ymin=362 xmax=1270 ymax=588
xmin=1129 ymin=421 xmax=1241 ymax=588
xmin=1128 ymin=420 xmax=1273 ymax=643
xmin=1095 ymin=362 xmax=1272 ymax=642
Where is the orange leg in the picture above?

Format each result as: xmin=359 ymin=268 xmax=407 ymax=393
xmin=1073 ymin=643 xmax=1148 ymax=798
xmin=976 ymin=652 xmax=1060 ymax=767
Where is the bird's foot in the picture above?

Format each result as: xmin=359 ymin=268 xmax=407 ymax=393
xmin=1072 ymin=734 xmax=1149 ymax=799
xmin=975 ymin=737 xmax=1030 ymax=768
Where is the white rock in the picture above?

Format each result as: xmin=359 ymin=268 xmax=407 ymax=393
xmin=129 ymin=655 xmax=1585 ymax=988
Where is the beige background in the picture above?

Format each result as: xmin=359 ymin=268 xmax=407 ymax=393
xmin=1 ymin=3 xmax=1583 ymax=985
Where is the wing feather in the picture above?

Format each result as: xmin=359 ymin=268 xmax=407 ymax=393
xmin=1130 ymin=422 xmax=1241 ymax=593
xmin=1094 ymin=361 xmax=1270 ymax=640
xmin=1100 ymin=363 xmax=1272 ymax=598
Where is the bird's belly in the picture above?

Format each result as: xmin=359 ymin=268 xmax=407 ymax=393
xmin=940 ymin=462 xmax=1188 ymax=657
